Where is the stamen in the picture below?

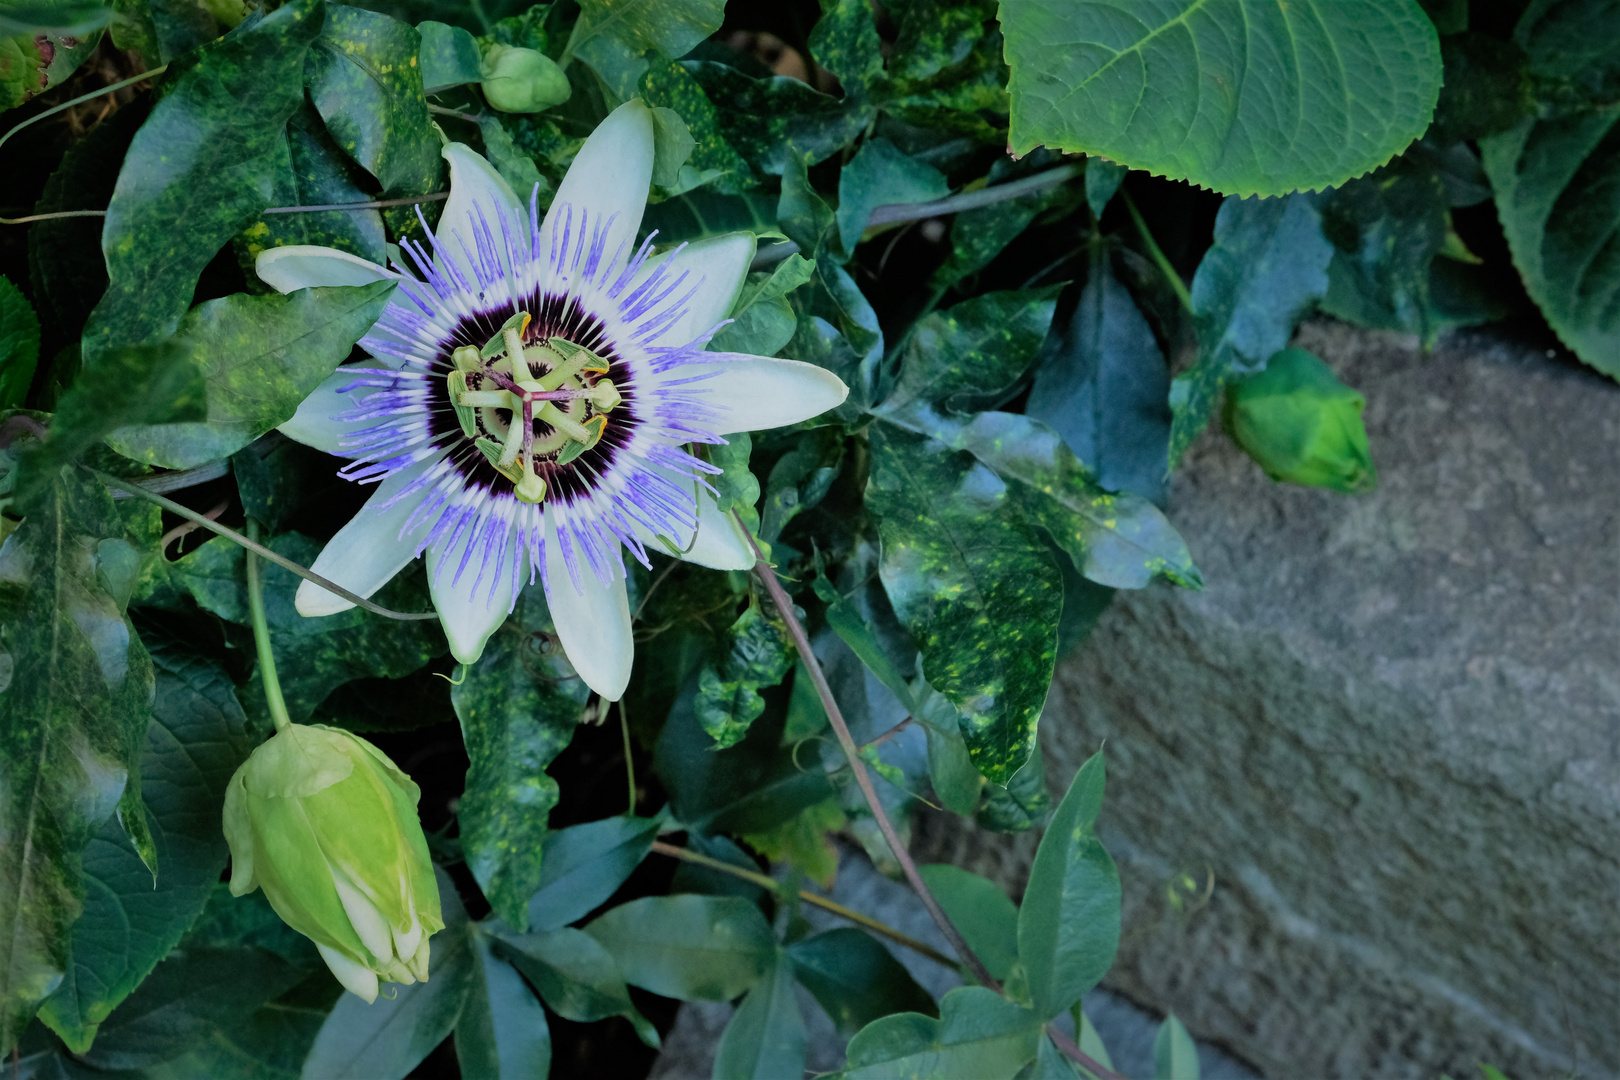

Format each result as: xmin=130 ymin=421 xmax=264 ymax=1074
xmin=537 ymin=402 xmax=592 ymax=442
xmin=447 ymin=371 xmax=480 ymax=438
xmin=479 ymin=311 xmax=530 ymax=360
xmin=452 ymin=345 xmax=482 ymax=372
xmin=555 ymin=415 xmax=607 ymax=465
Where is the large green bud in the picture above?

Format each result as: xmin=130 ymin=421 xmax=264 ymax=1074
xmin=480 ymin=44 xmax=570 ymax=112
xmin=1223 ymin=347 xmax=1377 ymax=494
xmin=222 ymin=724 xmax=444 ymax=1002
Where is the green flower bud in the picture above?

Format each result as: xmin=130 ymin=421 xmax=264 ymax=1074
xmin=222 ymin=724 xmax=444 ymax=1002
xmin=1223 ymin=347 xmax=1377 ymax=494
xmin=480 ymin=45 xmax=570 ymax=112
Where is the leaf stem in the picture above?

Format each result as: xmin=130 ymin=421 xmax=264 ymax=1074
xmin=649 ymin=840 xmax=959 ymax=971
xmin=89 ymin=468 xmax=439 ymax=621
xmin=245 ymin=520 xmax=292 ymax=733
xmin=3 ymin=192 xmax=450 ymax=226
xmin=620 ymin=700 xmax=637 ymax=815
xmin=735 ymin=514 xmax=1002 ymax=991
xmin=1120 ymin=188 xmax=1195 ymax=313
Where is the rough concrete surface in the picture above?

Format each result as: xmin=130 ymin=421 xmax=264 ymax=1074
xmin=912 ymin=320 xmax=1620 ymax=1080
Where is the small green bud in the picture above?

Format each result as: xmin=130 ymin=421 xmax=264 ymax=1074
xmin=1223 ymin=347 xmax=1377 ymax=494
xmin=222 ymin=724 xmax=444 ymax=1002
xmin=480 ymin=45 xmax=571 ymax=113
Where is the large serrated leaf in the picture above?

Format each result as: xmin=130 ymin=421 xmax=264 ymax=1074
xmin=452 ymin=586 xmax=586 ymax=931
xmin=866 ymin=424 xmax=1061 ymax=784
xmin=1000 ymin=0 xmax=1443 ymax=197
xmin=0 ymin=464 xmax=155 ymax=1049
xmin=1480 ymin=1 xmax=1620 ymax=378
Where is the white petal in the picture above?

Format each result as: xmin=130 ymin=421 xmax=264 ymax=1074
xmin=331 ymin=870 xmax=395 ymax=963
xmin=539 ymin=100 xmax=654 ymax=285
xmin=435 ymin=143 xmax=528 ymax=301
xmin=317 ymin=943 xmax=379 ymax=1003
xmin=544 ymin=512 xmax=633 ymax=701
xmin=635 ymin=232 xmax=756 ymax=348
xmin=256 ymin=246 xmax=392 ymax=293
xmin=427 ymin=523 xmax=521 ymax=665
xmin=630 ymin=466 xmax=756 ymax=572
xmin=295 ymin=462 xmax=435 ymax=617
xmin=682 ymin=356 xmax=849 ymax=434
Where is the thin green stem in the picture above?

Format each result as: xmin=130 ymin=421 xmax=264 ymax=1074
xmin=4 ymin=192 xmax=449 ymax=226
xmin=0 ymin=64 xmax=167 ymax=161
xmin=649 ymin=841 xmax=960 ymax=971
xmin=245 ymin=520 xmax=292 ymax=733
xmin=90 ymin=468 xmax=439 ymax=621
xmin=1121 ymin=188 xmax=1195 ymax=313
xmin=620 ymin=700 xmax=636 ymax=815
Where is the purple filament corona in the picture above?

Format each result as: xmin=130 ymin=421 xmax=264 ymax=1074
xmin=331 ymin=189 xmax=731 ymax=612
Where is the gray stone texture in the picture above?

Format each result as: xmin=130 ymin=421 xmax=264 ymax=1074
xmin=912 ymin=320 xmax=1620 ymax=1080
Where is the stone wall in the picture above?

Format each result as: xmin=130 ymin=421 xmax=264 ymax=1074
xmin=916 ymin=320 xmax=1620 ymax=1079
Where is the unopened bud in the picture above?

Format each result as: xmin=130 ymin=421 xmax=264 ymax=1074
xmin=480 ymin=45 xmax=571 ymax=113
xmin=222 ymin=724 xmax=444 ymax=1002
xmin=1223 ymin=347 xmax=1376 ymax=494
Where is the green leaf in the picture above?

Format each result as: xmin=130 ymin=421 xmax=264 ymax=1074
xmin=843 ymin=984 xmax=1043 ymax=1080
xmin=928 ymin=181 xmax=1067 ymax=293
xmin=837 ymin=139 xmax=950 ymax=253
xmin=583 ymin=895 xmax=774 ymax=1001
xmin=656 ymin=678 xmax=836 ymax=835
xmin=1169 ymin=192 xmax=1333 ymax=467
xmin=811 ymin=571 xmax=918 ymax=715
xmin=0 ymin=27 xmax=102 ymax=110
xmin=570 ymin=0 xmax=725 ymax=99
xmin=1429 ymin=32 xmax=1534 ymax=146
xmin=1000 ymin=0 xmax=1443 ymax=197
xmin=713 ymin=950 xmax=807 ymax=1080
xmin=36 ymin=635 xmax=253 ymax=1052
xmin=240 ymin=533 xmax=445 ymax=730
xmin=706 ymin=430 xmax=762 ymax=543
xmin=138 ymin=968 xmax=341 ymax=1080
xmin=760 ymin=426 xmax=844 ymax=543
xmin=496 ymin=926 xmax=651 ymax=1041
xmin=640 ymin=189 xmax=781 ymax=246
xmin=865 ymin=424 xmax=1061 ymax=784
xmin=305 ymin=5 xmax=441 ymax=198
xmin=70 ymin=946 xmax=304 ymax=1070
xmin=1018 ymin=750 xmax=1120 ymax=1020
xmin=669 ymin=833 xmax=768 ymax=904
xmin=418 ymin=19 xmax=481 ymax=90
xmin=882 ymin=0 xmax=1009 ymax=143
xmin=1075 ymin=1004 xmax=1115 ymax=1076
xmin=525 ymin=815 xmax=660 ymax=932
xmin=808 ymin=0 xmax=884 ymax=99
xmin=883 ymin=288 xmax=1060 ymax=414
xmin=696 ymin=603 xmax=795 ymax=749
xmin=976 ymin=738 xmax=1051 ymax=833
xmin=685 ymin=60 xmax=872 ymax=176
xmin=106 ymin=282 xmax=396 ymax=469
xmin=912 ymin=680 xmax=984 ymax=817
xmin=238 ymin=104 xmax=390 ymax=268
xmin=82 ymin=0 xmax=323 ymax=365
xmin=451 ymin=585 xmax=587 ymax=930
xmin=1153 ymin=1013 xmax=1200 ymax=1080
xmin=1028 ymin=250 xmax=1171 ymax=503
xmin=738 ymin=795 xmax=846 ymax=889
xmin=17 ymin=338 xmax=207 ymax=501
xmin=710 ymin=253 xmax=816 ymax=357
xmin=0 ymin=2 xmax=113 ymax=36
xmin=476 ymin=111 xmax=546 ymax=198
xmin=453 ymin=927 xmax=552 ymax=1080
xmin=300 ymin=868 xmax=474 ymax=1080
xmin=887 ymin=408 xmax=1199 ymax=590
xmin=1084 ymin=157 xmax=1128 ymax=219
xmin=639 ymin=57 xmax=756 ymax=194
xmin=1480 ymin=3 xmax=1620 ymax=377
xmin=650 ymin=105 xmax=697 ymax=187
xmin=0 ymin=464 xmax=155 ymax=1049
xmin=787 ymin=928 xmax=937 ymax=1037
xmin=0 ymin=276 xmax=40 ymax=410
xmin=916 ymin=864 xmax=1018 ymax=982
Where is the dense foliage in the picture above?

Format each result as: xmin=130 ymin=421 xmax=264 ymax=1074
xmin=0 ymin=0 xmax=1611 ymax=1076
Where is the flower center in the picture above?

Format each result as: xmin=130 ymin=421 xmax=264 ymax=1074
xmin=444 ymin=311 xmax=623 ymax=505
